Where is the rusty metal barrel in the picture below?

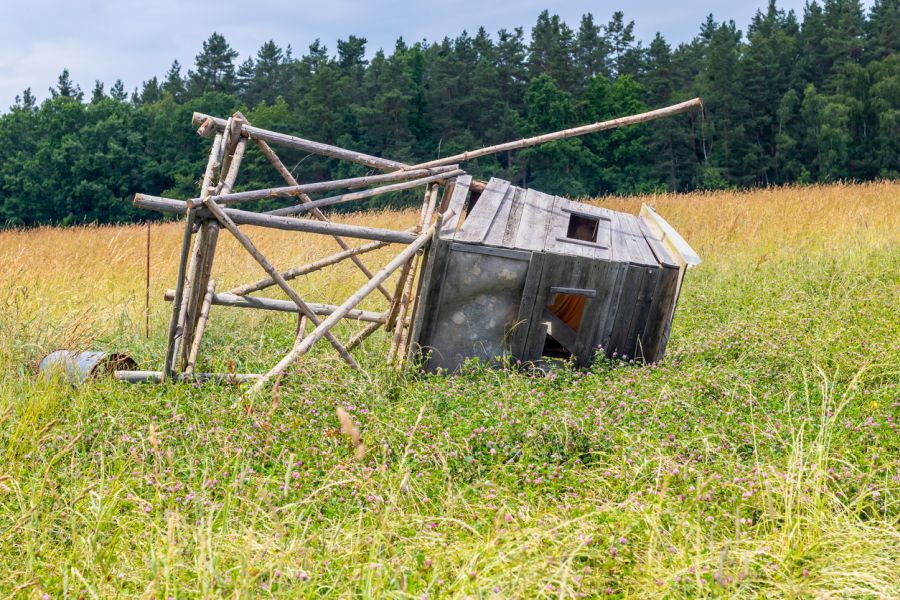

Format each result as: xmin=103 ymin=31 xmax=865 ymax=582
xmin=38 ymin=351 xmax=136 ymax=384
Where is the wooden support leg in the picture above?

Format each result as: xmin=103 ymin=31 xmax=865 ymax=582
xmin=180 ymin=220 xmax=219 ymax=370
xmin=185 ymin=281 xmax=216 ymax=376
xmin=163 ymin=207 xmax=197 ymax=378
xmin=389 ymin=184 xmax=439 ymax=363
xmin=224 ymin=237 xmax=397 ymax=297
xmin=163 ymin=132 xmax=224 ymax=378
xmin=179 ymin=116 xmax=247 ymax=371
xmin=254 ymin=138 xmax=394 ymax=303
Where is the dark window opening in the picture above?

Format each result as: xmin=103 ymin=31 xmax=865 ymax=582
xmin=541 ymin=292 xmax=588 ymax=359
xmin=566 ymin=214 xmax=599 ymax=242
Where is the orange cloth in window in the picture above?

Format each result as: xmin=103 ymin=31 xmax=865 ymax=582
xmin=548 ymin=294 xmax=587 ymax=331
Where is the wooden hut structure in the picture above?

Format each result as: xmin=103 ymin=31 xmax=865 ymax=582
xmin=115 ymin=98 xmax=703 ymax=394
xmin=409 ymin=176 xmax=700 ymax=372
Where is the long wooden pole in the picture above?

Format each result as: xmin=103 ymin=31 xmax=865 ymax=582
xmin=201 ymin=196 xmax=359 ymax=369
xmin=193 ymin=111 xmax=406 ymax=171
xmin=181 ymin=123 xmax=247 ymax=370
xmin=346 ymin=321 xmax=384 ymax=351
xmin=252 ymin=139 xmax=395 ymax=302
xmin=407 ymin=98 xmax=703 ymax=170
xmin=163 ymin=132 xmax=223 ymax=377
xmin=133 ymin=195 xmax=418 ymax=244
xmin=205 ymin=166 xmax=459 ymax=207
xmin=247 ymin=219 xmax=444 ymax=395
xmin=267 ymin=170 xmax=465 ymax=217
xmin=163 ymin=289 xmax=387 ymax=323
xmin=225 ymin=238 xmax=395 ymax=297
xmin=185 ymin=281 xmax=216 ymax=376
xmin=195 ymin=99 xmax=701 ymax=176
xmin=390 ymin=184 xmax=439 ymax=362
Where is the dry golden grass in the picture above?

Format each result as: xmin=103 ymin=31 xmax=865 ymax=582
xmin=1 ymin=180 xmax=895 ymax=369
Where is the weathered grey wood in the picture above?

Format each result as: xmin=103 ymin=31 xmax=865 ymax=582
xmin=617 ymin=213 xmax=659 ymax=267
xmin=606 ymin=265 xmax=651 ymax=359
xmin=202 ymin=196 xmax=360 ymax=369
xmin=572 ymin=260 xmax=620 ymax=365
xmin=204 ymin=166 xmax=460 ymax=206
xmin=482 ymin=185 xmax=517 ymax=247
xmin=594 ymin=262 xmax=628 ymax=354
xmin=164 ymin=132 xmax=223 ymax=378
xmin=439 ymin=175 xmax=472 ymax=238
xmin=510 ymin=251 xmax=545 ymax=359
xmin=248 ymin=220 xmax=441 ymax=395
xmin=541 ymin=308 xmax=578 ymax=355
xmin=390 ymin=184 xmax=439 ymax=362
xmin=180 ymin=121 xmax=248 ymax=371
xmin=514 ymin=188 xmax=556 ymax=251
xmin=185 ymin=281 xmax=216 ymax=376
xmin=133 ymin=195 xmax=418 ymax=244
xmin=500 ymin=187 xmax=527 ymax=248
xmin=116 ymin=370 xmax=261 ymax=384
xmin=408 ymin=98 xmax=703 ymax=170
xmin=454 ymin=178 xmax=510 ymax=243
xmin=180 ymin=220 xmax=220 ymax=370
xmin=192 ymin=111 xmax=408 ymax=171
xmin=225 ymin=238 xmax=394 ymax=297
xmin=449 ymin=242 xmax=529 ymax=260
xmin=640 ymin=265 xmax=680 ymax=362
xmin=163 ymin=289 xmax=387 ymax=323
xmin=267 ymin=170 xmax=464 ymax=217
xmin=406 ymin=237 xmax=452 ymax=360
xmin=545 ymin=199 xmax=613 ymax=260
xmin=253 ymin=138 xmax=394 ymax=302
xmin=163 ymin=205 xmax=197 ymax=378
xmin=623 ymin=266 xmax=661 ymax=361
xmin=638 ymin=219 xmax=679 ymax=268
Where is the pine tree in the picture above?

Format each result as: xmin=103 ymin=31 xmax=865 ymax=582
xmin=575 ymin=13 xmax=610 ymax=81
xmin=138 ymin=77 xmax=162 ymax=105
xmin=90 ymin=81 xmax=105 ymax=104
xmin=865 ymin=0 xmax=899 ymax=61
xmin=188 ymin=32 xmax=239 ymax=96
xmin=162 ymin=60 xmax=186 ymax=99
xmin=50 ymin=69 xmax=83 ymax=101
xmin=528 ymin=11 xmax=578 ymax=93
xmin=110 ymin=79 xmax=127 ymax=101
xmin=605 ymin=11 xmax=637 ymax=76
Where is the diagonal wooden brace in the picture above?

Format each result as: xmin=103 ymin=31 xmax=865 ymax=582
xmin=253 ymin=139 xmax=395 ymax=303
xmin=201 ymin=196 xmax=359 ymax=370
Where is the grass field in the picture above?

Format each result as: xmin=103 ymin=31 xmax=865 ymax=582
xmin=1 ymin=181 xmax=898 ymax=598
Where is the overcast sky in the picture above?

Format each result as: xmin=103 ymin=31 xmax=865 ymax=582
xmin=0 ymin=0 xmax=875 ymax=108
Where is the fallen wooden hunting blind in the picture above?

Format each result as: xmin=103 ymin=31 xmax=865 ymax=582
xmin=411 ymin=176 xmax=700 ymax=372
xmin=109 ymin=98 xmax=702 ymax=394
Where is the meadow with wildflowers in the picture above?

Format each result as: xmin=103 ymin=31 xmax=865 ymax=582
xmin=0 ymin=182 xmax=897 ymax=597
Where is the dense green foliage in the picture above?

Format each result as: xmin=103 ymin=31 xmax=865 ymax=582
xmin=1 ymin=0 xmax=897 ymax=227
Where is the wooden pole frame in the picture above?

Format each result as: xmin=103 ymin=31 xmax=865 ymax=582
xmin=247 ymin=216 xmax=446 ymax=395
xmin=134 ymin=98 xmax=702 ymax=385
xmin=201 ymin=193 xmax=360 ymax=370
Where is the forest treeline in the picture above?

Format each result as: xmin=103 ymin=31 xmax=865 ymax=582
xmin=0 ymin=0 xmax=896 ymax=227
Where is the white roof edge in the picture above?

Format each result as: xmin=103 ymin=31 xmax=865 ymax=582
xmin=639 ymin=204 xmax=701 ymax=267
